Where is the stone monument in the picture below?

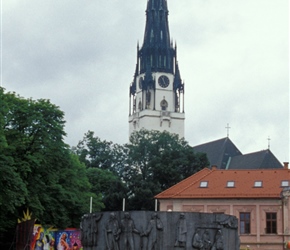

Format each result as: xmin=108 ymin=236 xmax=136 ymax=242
xmin=80 ymin=211 xmax=239 ymax=250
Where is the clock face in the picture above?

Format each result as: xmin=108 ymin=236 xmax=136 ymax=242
xmin=139 ymin=77 xmax=143 ymax=90
xmin=158 ymin=75 xmax=170 ymax=88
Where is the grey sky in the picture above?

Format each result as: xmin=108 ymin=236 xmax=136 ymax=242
xmin=2 ymin=0 xmax=289 ymax=162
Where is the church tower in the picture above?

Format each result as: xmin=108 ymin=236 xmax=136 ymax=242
xmin=129 ymin=0 xmax=185 ymax=138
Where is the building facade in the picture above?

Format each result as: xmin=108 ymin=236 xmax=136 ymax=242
xmin=156 ymin=164 xmax=290 ymax=250
xmin=128 ymin=0 xmax=185 ymax=138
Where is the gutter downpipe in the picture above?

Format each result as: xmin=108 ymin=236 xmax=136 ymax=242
xmin=282 ymin=196 xmax=285 ymax=250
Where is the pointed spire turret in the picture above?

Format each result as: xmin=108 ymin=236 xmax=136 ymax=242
xmin=173 ymin=62 xmax=183 ymax=91
xmin=130 ymin=62 xmax=138 ymax=96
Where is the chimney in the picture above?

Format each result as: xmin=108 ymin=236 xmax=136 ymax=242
xmin=211 ymin=165 xmax=217 ymax=170
xmin=284 ymin=162 xmax=289 ymax=169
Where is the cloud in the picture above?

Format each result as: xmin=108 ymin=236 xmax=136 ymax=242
xmin=2 ymin=0 xmax=289 ymax=162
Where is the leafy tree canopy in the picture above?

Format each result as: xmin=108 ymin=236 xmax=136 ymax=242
xmin=0 ymin=88 xmax=102 ymax=234
xmin=73 ymin=131 xmax=126 ymax=174
xmin=1 ymin=86 xmax=209 ymax=240
xmin=123 ymin=129 xmax=209 ymax=210
xmin=74 ymin=129 xmax=209 ymax=211
xmin=73 ymin=131 xmax=127 ymax=211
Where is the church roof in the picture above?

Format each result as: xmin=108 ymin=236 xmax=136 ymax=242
xmin=228 ymin=149 xmax=283 ymax=169
xmin=155 ymin=167 xmax=290 ymax=199
xmin=192 ymin=137 xmax=242 ymax=169
xmin=192 ymin=137 xmax=283 ymax=170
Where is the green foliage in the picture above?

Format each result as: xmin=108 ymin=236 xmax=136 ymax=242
xmin=123 ymin=129 xmax=209 ymax=210
xmin=86 ymin=168 xmax=127 ymax=211
xmin=0 ymin=88 xmax=102 ymax=234
xmin=0 ymin=86 xmax=208 ymax=239
xmin=74 ymin=132 xmax=127 ymax=211
xmin=73 ymin=131 xmax=126 ymax=173
xmin=75 ymin=129 xmax=209 ymax=211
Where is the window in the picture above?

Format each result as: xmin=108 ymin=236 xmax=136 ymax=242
xmin=281 ymin=180 xmax=289 ymax=187
xmin=266 ymin=213 xmax=277 ymax=234
xmin=254 ymin=181 xmax=263 ymax=187
xmin=227 ymin=181 xmax=235 ymax=187
xmin=200 ymin=181 xmax=208 ymax=188
xmin=160 ymin=99 xmax=168 ymax=111
xmin=240 ymin=212 xmax=251 ymax=234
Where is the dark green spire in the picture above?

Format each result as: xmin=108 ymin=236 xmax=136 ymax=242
xmin=138 ymin=0 xmax=176 ymax=74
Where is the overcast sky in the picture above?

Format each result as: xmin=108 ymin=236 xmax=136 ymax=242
xmin=2 ymin=0 xmax=289 ymax=163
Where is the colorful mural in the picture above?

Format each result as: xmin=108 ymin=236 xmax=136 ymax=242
xmin=31 ymin=225 xmax=82 ymax=250
xmin=31 ymin=224 xmax=57 ymax=250
xmin=55 ymin=229 xmax=82 ymax=250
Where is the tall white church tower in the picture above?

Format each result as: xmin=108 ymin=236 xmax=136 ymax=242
xmin=129 ymin=0 xmax=185 ymax=138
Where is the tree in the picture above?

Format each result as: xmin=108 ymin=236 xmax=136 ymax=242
xmin=0 ymin=88 xmax=102 ymax=236
xmin=73 ymin=131 xmax=126 ymax=173
xmin=73 ymin=131 xmax=127 ymax=211
xmin=123 ymin=129 xmax=209 ymax=210
xmin=86 ymin=168 xmax=127 ymax=211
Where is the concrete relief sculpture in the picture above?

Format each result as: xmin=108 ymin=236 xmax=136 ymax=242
xmin=174 ymin=213 xmax=187 ymax=248
xmin=202 ymin=229 xmax=211 ymax=250
xmin=192 ymin=228 xmax=203 ymax=249
xmin=218 ymin=216 xmax=238 ymax=229
xmin=142 ymin=212 xmax=163 ymax=250
xmin=192 ymin=229 xmax=223 ymax=250
xmin=80 ymin=212 xmax=239 ymax=250
xmin=105 ymin=212 xmax=121 ymax=250
xmin=211 ymin=230 xmax=224 ymax=250
xmin=121 ymin=212 xmax=140 ymax=250
xmin=80 ymin=213 xmax=102 ymax=248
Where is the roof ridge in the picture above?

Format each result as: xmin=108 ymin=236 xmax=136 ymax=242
xmin=216 ymin=138 xmax=229 ymax=167
xmin=260 ymin=150 xmax=269 ymax=167
xmin=193 ymin=137 xmax=228 ymax=148
xmin=243 ymin=149 xmax=268 ymax=156
xmin=172 ymin=168 xmax=213 ymax=197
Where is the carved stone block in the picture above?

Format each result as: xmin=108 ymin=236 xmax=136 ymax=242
xmin=80 ymin=211 xmax=239 ymax=250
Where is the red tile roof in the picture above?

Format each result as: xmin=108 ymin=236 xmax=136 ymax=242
xmin=155 ymin=167 xmax=290 ymax=199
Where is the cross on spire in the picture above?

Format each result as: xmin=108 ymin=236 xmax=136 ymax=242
xmin=225 ymin=123 xmax=231 ymax=138
xmin=267 ymin=136 xmax=271 ymax=149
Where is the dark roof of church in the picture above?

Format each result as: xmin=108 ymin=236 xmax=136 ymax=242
xmin=192 ymin=137 xmax=242 ymax=169
xmin=192 ymin=137 xmax=283 ymax=170
xmin=228 ymin=149 xmax=283 ymax=169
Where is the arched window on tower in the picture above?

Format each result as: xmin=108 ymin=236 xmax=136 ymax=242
xmin=138 ymin=101 xmax=142 ymax=111
xmin=150 ymin=29 xmax=154 ymax=43
xmin=160 ymin=99 xmax=168 ymax=111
